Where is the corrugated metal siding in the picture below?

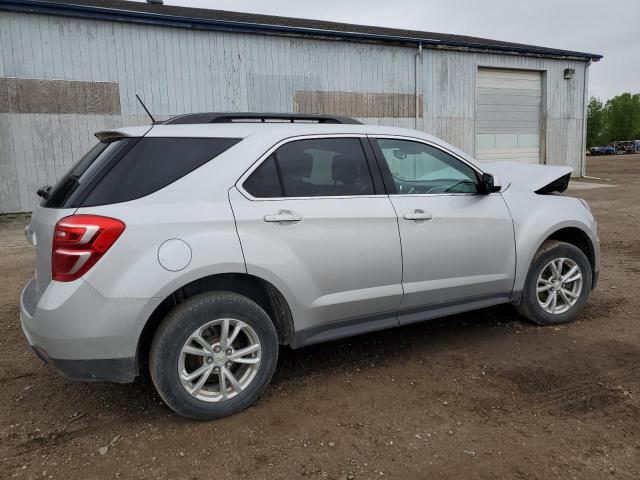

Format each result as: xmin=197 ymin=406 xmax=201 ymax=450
xmin=0 ymin=11 xmax=589 ymax=213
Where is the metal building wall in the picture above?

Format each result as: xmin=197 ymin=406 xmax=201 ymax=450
xmin=0 ymin=11 xmax=589 ymax=213
xmin=419 ymin=49 xmax=589 ymax=173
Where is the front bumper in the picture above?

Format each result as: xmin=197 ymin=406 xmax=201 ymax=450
xmin=20 ymin=278 xmax=161 ymax=383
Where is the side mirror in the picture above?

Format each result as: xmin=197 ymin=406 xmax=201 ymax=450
xmin=478 ymin=173 xmax=501 ymax=194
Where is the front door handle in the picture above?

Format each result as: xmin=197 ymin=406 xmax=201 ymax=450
xmin=264 ymin=210 xmax=303 ymax=223
xmin=403 ymin=209 xmax=433 ymax=221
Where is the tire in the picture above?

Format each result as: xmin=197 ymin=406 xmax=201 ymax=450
xmin=149 ymin=291 xmax=278 ymax=420
xmin=515 ymin=240 xmax=592 ymax=325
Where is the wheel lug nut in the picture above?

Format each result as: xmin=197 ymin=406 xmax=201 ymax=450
xmin=213 ymin=366 xmax=220 ymax=373
xmin=206 ymin=357 xmax=213 ymax=364
xmin=225 ymin=361 xmax=232 ymax=368
xmin=213 ymin=345 xmax=221 ymax=353
xmin=225 ymin=348 xmax=233 ymax=355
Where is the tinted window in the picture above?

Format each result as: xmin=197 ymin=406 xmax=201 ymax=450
xmin=243 ymin=155 xmax=282 ymax=198
xmin=43 ymin=141 xmax=125 ymax=208
xmin=276 ymin=138 xmax=374 ymax=197
xmin=376 ymin=139 xmax=478 ymax=194
xmin=79 ymin=137 xmax=240 ymax=206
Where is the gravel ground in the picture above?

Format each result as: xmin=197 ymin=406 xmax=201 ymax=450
xmin=1 ymin=155 xmax=639 ymax=479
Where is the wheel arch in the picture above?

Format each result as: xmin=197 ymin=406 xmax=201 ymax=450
xmin=513 ymin=220 xmax=599 ymax=302
xmin=544 ymin=226 xmax=597 ymax=278
xmin=136 ymin=272 xmax=295 ymax=374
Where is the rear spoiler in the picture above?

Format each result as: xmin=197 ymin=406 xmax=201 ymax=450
xmin=94 ymin=126 xmax=152 ymax=143
xmin=94 ymin=131 xmax=133 ymax=143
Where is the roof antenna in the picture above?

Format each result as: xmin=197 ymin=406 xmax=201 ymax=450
xmin=136 ymin=94 xmax=156 ymax=124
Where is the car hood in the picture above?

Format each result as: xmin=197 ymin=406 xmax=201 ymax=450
xmin=481 ymin=161 xmax=573 ymax=193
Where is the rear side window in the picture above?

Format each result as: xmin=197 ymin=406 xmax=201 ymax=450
xmin=242 ymin=155 xmax=282 ymax=198
xmin=78 ymin=137 xmax=240 ymax=206
xmin=243 ymin=138 xmax=374 ymax=198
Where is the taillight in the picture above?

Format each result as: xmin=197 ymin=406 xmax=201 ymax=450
xmin=52 ymin=215 xmax=125 ymax=282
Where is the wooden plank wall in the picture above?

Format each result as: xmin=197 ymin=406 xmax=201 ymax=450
xmin=0 ymin=11 xmax=589 ymax=212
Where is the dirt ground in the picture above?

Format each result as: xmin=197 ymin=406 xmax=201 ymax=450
xmin=1 ymin=155 xmax=639 ymax=479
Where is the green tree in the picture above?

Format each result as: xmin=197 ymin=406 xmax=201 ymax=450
xmin=604 ymin=93 xmax=640 ymax=142
xmin=586 ymin=96 xmax=606 ymax=147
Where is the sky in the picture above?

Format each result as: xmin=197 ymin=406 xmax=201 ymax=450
xmin=130 ymin=0 xmax=638 ymax=101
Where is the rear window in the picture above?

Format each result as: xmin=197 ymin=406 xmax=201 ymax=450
xmin=43 ymin=141 xmax=128 ymax=208
xmin=44 ymin=137 xmax=240 ymax=208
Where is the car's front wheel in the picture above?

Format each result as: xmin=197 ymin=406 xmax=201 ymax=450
xmin=516 ymin=240 xmax=592 ymax=325
xmin=149 ymin=291 xmax=279 ymax=420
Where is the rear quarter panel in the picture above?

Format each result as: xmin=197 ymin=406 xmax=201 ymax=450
xmin=75 ymin=151 xmax=248 ymax=301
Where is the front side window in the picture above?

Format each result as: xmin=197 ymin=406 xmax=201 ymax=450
xmin=376 ymin=139 xmax=478 ymax=194
xmin=243 ymin=138 xmax=375 ymax=198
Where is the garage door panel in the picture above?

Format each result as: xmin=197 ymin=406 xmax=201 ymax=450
xmin=476 ymin=110 xmax=540 ymax=123
xmin=476 ymin=150 xmax=540 ymax=163
xmin=477 ymin=79 xmax=541 ymax=90
xmin=477 ymin=87 xmax=541 ymax=98
xmin=476 ymin=122 xmax=541 ymax=134
xmin=477 ymin=94 xmax=541 ymax=106
xmin=477 ymin=133 xmax=540 ymax=148
xmin=476 ymin=68 xmax=542 ymax=164
xmin=477 ymin=69 xmax=542 ymax=91
xmin=477 ymin=103 xmax=541 ymax=113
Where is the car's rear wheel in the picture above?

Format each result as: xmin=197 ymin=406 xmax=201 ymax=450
xmin=149 ymin=291 xmax=278 ymax=420
xmin=516 ymin=240 xmax=592 ymax=325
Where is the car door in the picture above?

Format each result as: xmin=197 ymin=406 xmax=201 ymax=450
xmin=369 ymin=136 xmax=516 ymax=322
xmin=229 ymin=135 xmax=403 ymax=345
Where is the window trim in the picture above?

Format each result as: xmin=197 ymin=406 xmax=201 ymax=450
xmin=236 ymin=134 xmax=386 ymax=201
xmin=368 ymin=135 xmax=486 ymax=197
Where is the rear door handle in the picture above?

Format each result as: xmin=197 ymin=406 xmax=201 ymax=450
xmin=264 ymin=210 xmax=303 ymax=223
xmin=403 ymin=209 xmax=433 ymax=221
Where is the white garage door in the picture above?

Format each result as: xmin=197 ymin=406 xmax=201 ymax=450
xmin=475 ymin=68 xmax=542 ymax=164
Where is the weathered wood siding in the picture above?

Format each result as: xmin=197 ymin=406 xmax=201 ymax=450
xmin=0 ymin=11 xmax=589 ymax=213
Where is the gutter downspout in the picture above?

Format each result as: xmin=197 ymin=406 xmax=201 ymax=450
xmin=415 ymin=42 xmax=423 ymax=129
xmin=581 ymin=59 xmax=592 ymax=177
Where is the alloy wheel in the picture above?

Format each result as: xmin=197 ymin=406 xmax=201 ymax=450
xmin=536 ymin=257 xmax=583 ymax=315
xmin=178 ymin=318 xmax=262 ymax=402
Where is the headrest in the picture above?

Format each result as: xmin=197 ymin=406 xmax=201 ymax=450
xmin=278 ymin=151 xmax=313 ymax=179
xmin=331 ymin=154 xmax=359 ymax=185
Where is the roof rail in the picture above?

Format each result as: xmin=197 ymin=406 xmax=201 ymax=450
xmin=163 ymin=112 xmax=363 ymax=125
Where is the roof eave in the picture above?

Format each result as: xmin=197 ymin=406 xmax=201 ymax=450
xmin=0 ymin=0 xmax=603 ymax=61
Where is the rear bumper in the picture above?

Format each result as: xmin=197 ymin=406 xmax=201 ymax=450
xmin=24 ymin=340 xmax=137 ymax=383
xmin=20 ymin=277 xmax=161 ymax=383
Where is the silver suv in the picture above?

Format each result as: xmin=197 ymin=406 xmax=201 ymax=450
xmin=20 ymin=113 xmax=600 ymax=420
